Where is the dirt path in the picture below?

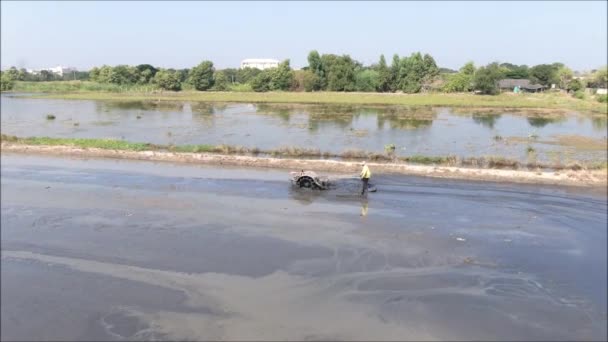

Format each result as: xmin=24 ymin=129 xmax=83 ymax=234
xmin=2 ymin=142 xmax=606 ymax=187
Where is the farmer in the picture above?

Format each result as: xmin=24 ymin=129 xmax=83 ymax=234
xmin=360 ymin=161 xmax=371 ymax=196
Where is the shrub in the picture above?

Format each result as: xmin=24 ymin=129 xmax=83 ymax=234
xmin=573 ymin=90 xmax=586 ymax=100
xmin=597 ymin=94 xmax=608 ymax=103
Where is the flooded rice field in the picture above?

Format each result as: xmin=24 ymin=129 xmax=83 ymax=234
xmin=1 ymin=153 xmax=607 ymax=341
xmin=2 ymin=94 xmax=606 ymax=164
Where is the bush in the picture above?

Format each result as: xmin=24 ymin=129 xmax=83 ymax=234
xmin=573 ymin=90 xmax=586 ymax=100
xmin=153 ymin=70 xmax=182 ymax=91
xmin=1 ymin=72 xmax=15 ymax=91
xmin=597 ymin=94 xmax=608 ymax=103
xmin=228 ymin=83 xmax=253 ymax=92
xmin=473 ymin=63 xmax=504 ymax=95
xmin=188 ymin=61 xmax=215 ymax=91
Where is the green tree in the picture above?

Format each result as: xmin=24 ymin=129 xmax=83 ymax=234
xmin=307 ymin=50 xmax=325 ymax=90
xmin=395 ymin=52 xmax=438 ymax=93
xmin=355 ymin=69 xmax=380 ymax=92
xmin=269 ymin=60 xmax=293 ymax=90
xmin=237 ymin=67 xmax=262 ymax=84
xmin=375 ymin=55 xmax=391 ymax=92
xmin=188 ymin=61 xmax=215 ymax=91
xmin=529 ymin=64 xmax=559 ymax=86
xmin=323 ymin=54 xmax=357 ymax=91
xmin=250 ymin=71 xmax=272 ymax=92
xmin=1 ymin=71 xmax=15 ymax=91
xmin=213 ymin=70 xmax=229 ymax=91
xmin=302 ymin=70 xmax=320 ymax=92
xmin=556 ymin=66 xmax=573 ymax=89
xmin=135 ymin=64 xmax=158 ymax=84
xmin=568 ymin=79 xmax=583 ymax=92
xmin=591 ymin=67 xmax=607 ymax=88
xmin=389 ymin=54 xmax=401 ymax=92
xmin=153 ymin=69 xmax=182 ymax=91
xmin=500 ymin=63 xmax=529 ymax=79
xmin=473 ymin=62 xmax=504 ymax=95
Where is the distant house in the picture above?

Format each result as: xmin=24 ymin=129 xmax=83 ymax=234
xmin=240 ymin=59 xmax=279 ymax=70
xmin=26 ymin=66 xmax=77 ymax=77
xmin=498 ymin=79 xmax=545 ymax=93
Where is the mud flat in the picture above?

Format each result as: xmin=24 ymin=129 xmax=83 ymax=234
xmin=1 ymin=154 xmax=606 ymax=341
xmin=3 ymin=142 xmax=606 ymax=187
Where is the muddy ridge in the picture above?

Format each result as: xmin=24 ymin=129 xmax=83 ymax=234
xmin=2 ymin=142 xmax=606 ymax=187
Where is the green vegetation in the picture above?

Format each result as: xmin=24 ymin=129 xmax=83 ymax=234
xmin=22 ymin=90 xmax=607 ymax=114
xmin=1 ymin=135 xmax=151 ymax=151
xmin=3 ymin=134 xmax=604 ymax=171
xmin=46 ymin=114 xmax=56 ymax=120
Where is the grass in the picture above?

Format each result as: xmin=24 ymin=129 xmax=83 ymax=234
xmin=6 ymin=82 xmax=607 ymax=115
xmin=2 ymin=134 xmax=606 ymax=171
xmin=11 ymin=81 xmax=160 ymax=93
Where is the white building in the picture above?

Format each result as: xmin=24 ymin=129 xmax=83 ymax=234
xmin=26 ymin=66 xmax=77 ymax=76
xmin=240 ymin=59 xmax=279 ymax=70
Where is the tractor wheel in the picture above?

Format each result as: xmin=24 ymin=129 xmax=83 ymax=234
xmin=298 ymin=176 xmax=314 ymax=189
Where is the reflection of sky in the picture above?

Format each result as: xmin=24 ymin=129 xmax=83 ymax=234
xmin=1 ymin=95 xmax=606 ymax=163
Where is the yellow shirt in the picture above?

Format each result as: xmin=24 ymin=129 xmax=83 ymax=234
xmin=360 ymin=165 xmax=371 ymax=179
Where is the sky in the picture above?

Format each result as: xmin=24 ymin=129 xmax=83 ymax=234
xmin=1 ymin=1 xmax=607 ymax=71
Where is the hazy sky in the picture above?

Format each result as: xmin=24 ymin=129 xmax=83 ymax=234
xmin=1 ymin=1 xmax=607 ymax=71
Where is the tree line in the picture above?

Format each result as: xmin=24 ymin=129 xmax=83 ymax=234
xmin=2 ymin=51 xmax=607 ymax=95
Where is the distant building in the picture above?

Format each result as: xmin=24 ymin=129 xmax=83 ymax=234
xmin=498 ymin=79 xmax=545 ymax=93
xmin=26 ymin=66 xmax=77 ymax=76
xmin=240 ymin=59 xmax=279 ymax=70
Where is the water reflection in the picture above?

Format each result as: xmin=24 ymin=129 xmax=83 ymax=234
xmin=472 ymin=115 xmax=501 ymax=129
xmin=592 ymin=117 xmax=608 ymax=131
xmin=527 ymin=116 xmax=564 ymax=128
xmin=98 ymin=101 xmax=185 ymax=112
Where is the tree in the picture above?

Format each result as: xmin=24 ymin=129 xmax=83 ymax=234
xmin=307 ymin=50 xmax=325 ymax=90
xmin=135 ymin=64 xmax=158 ymax=84
xmin=237 ymin=67 xmax=262 ymax=84
xmin=376 ymin=55 xmax=391 ymax=92
xmin=389 ymin=54 xmax=400 ymax=92
xmin=473 ymin=62 xmax=504 ymax=95
xmin=269 ymin=60 xmax=293 ymax=90
xmin=290 ymin=70 xmax=307 ymax=91
xmin=213 ymin=71 xmax=229 ymax=91
xmin=355 ymin=69 xmax=380 ymax=92
xmin=302 ymin=71 xmax=320 ymax=92
xmin=556 ymin=66 xmax=573 ymax=89
xmin=591 ymin=67 xmax=607 ymax=88
xmin=394 ymin=52 xmax=438 ymax=93
xmin=568 ymin=79 xmax=583 ymax=92
xmin=501 ymin=63 xmax=529 ymax=79
xmin=529 ymin=64 xmax=559 ymax=86
xmin=153 ymin=69 xmax=182 ymax=91
xmin=460 ymin=61 xmax=476 ymax=76
xmin=250 ymin=71 xmax=272 ymax=92
xmin=188 ymin=61 xmax=215 ymax=91
xmin=1 ymin=71 xmax=15 ymax=91
xmin=323 ymin=54 xmax=357 ymax=91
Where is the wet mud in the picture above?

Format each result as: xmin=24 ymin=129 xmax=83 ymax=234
xmin=1 ymin=154 xmax=607 ymax=341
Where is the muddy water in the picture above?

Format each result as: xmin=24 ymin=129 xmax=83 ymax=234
xmin=1 ymin=94 xmax=606 ymax=164
xmin=1 ymin=154 xmax=606 ymax=341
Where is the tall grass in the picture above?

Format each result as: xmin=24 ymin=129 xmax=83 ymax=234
xmin=8 ymin=82 xmax=604 ymax=114
xmin=3 ymin=134 xmax=604 ymax=171
xmin=11 ymin=81 xmax=160 ymax=93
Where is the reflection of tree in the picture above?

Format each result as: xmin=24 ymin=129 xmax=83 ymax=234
xmin=191 ymin=103 xmax=216 ymax=115
xmin=255 ymin=103 xmax=293 ymax=122
xmin=592 ymin=117 xmax=608 ymax=131
xmin=376 ymin=107 xmax=436 ymax=130
xmin=472 ymin=114 xmax=501 ymax=129
xmin=527 ymin=116 xmax=564 ymax=128
xmin=100 ymin=100 xmax=184 ymax=112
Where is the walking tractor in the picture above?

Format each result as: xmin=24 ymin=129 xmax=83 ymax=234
xmin=290 ymin=170 xmax=377 ymax=192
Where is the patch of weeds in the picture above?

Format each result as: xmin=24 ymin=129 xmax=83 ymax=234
xmin=46 ymin=114 xmax=56 ymax=120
